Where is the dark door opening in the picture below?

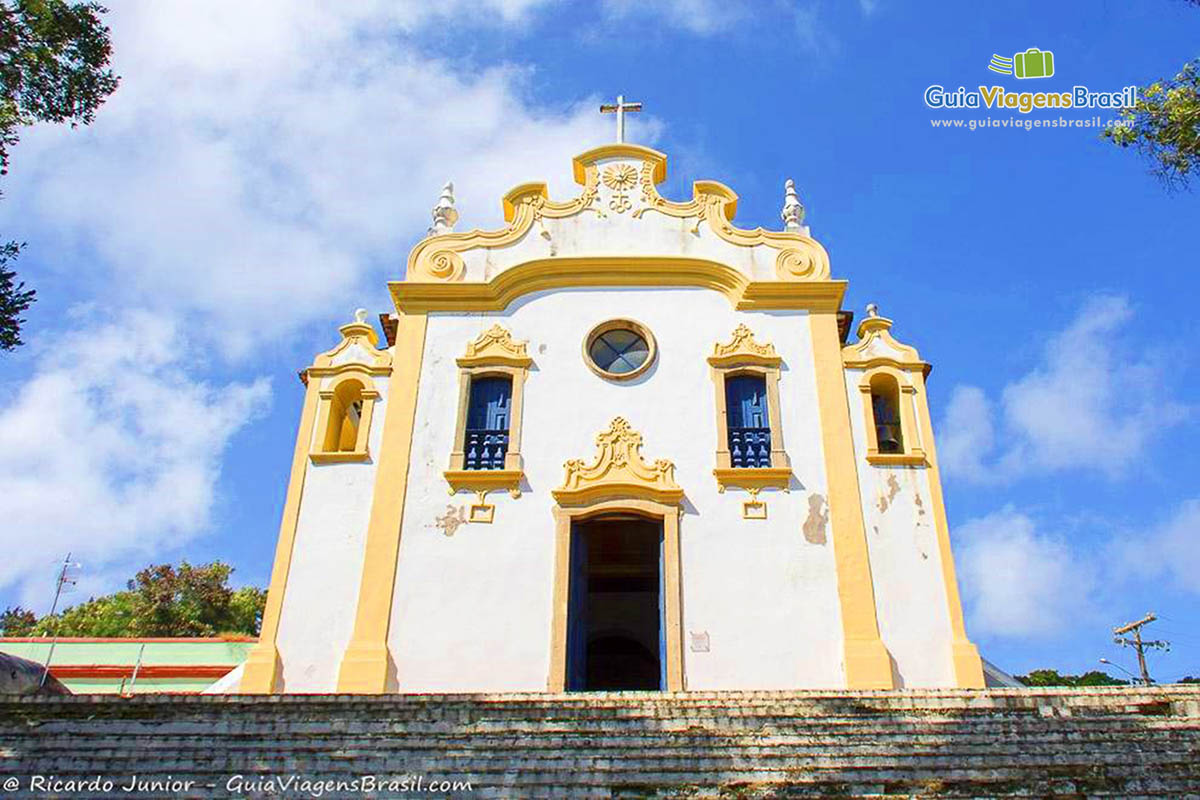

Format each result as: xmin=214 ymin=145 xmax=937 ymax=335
xmin=566 ymin=515 xmax=663 ymax=691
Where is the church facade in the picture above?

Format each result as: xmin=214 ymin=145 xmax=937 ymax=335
xmin=239 ymin=143 xmax=985 ymax=695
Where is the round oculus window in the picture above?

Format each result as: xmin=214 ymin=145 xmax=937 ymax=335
xmin=584 ymin=319 xmax=657 ymax=381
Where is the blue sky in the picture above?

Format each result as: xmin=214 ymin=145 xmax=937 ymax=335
xmin=1 ymin=0 xmax=1197 ymax=682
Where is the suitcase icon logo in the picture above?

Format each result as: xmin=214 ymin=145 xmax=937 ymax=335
xmin=988 ymin=48 xmax=1055 ymax=79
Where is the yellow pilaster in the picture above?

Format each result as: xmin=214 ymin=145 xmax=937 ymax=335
xmin=239 ymin=379 xmax=322 ymax=693
xmin=912 ymin=371 xmax=986 ymax=688
xmin=336 ymin=311 xmax=429 ymax=693
xmin=810 ymin=312 xmax=894 ymax=689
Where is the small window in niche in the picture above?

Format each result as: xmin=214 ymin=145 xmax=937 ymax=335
xmin=870 ymin=376 xmax=904 ymax=454
xmin=323 ymin=381 xmax=365 ymax=453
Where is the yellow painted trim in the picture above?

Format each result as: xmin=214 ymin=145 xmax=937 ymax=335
xmin=707 ymin=324 xmax=783 ymax=369
xmin=912 ymin=370 xmax=985 ymax=688
xmin=548 ymin=498 xmax=684 ymax=692
xmin=552 ymin=417 xmax=684 ymax=507
xmin=446 ymin=326 xmax=531 ymax=507
xmin=391 ymin=257 xmax=847 ymax=315
xmin=583 ymin=318 xmax=657 ymax=382
xmin=310 ymin=374 xmax=380 ymax=464
xmin=456 ymin=324 xmax=533 ymax=368
xmin=712 ymin=467 xmax=792 ymax=493
xmin=336 ymin=312 xmax=429 ymax=693
xmin=406 ymin=145 xmax=829 ymax=284
xmin=842 ymin=315 xmax=926 ymax=370
xmin=239 ymin=379 xmax=321 ymax=693
xmin=810 ymin=312 xmax=893 ymax=689
xmin=856 ymin=367 xmax=927 ymax=465
xmin=709 ymin=328 xmax=790 ymax=488
xmin=310 ymin=451 xmax=371 ymax=464
xmin=742 ymin=500 xmax=768 ymax=520
xmin=864 ymin=453 xmax=927 ymax=467
xmin=443 ymin=469 xmax=523 ymax=498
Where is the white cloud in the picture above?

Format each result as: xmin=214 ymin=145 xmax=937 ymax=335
xmin=939 ymin=295 xmax=1187 ymax=484
xmin=955 ymin=507 xmax=1097 ymax=638
xmin=0 ymin=311 xmax=269 ymax=605
xmin=601 ymin=0 xmax=746 ymax=35
xmin=2 ymin=1 xmax=676 ymax=605
xmin=1109 ymin=498 xmax=1200 ymax=596
xmin=3 ymin=2 xmax=614 ymax=356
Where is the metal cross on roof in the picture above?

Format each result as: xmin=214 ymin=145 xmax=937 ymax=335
xmin=599 ymin=94 xmax=643 ymax=144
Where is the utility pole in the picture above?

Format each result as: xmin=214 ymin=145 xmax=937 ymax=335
xmin=1112 ymin=613 xmax=1170 ymax=685
xmin=39 ymin=554 xmax=79 ymax=688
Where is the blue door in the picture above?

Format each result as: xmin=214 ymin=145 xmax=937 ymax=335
xmin=465 ymin=376 xmax=512 ymax=469
xmin=725 ymin=374 xmax=771 ymax=467
xmin=658 ymin=530 xmax=667 ymax=691
xmin=566 ymin=527 xmax=589 ymax=691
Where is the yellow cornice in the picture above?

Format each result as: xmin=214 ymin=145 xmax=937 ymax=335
xmin=553 ymin=417 xmax=684 ymax=507
xmin=572 ymin=144 xmax=668 ymax=185
xmin=391 ymin=256 xmax=846 ymax=314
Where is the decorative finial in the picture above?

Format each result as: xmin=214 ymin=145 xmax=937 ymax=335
xmin=354 ymin=308 xmax=368 ymax=324
xmin=866 ymin=303 xmax=879 ymax=318
xmin=428 ymin=180 xmax=458 ymax=236
xmin=781 ymin=179 xmax=807 ymax=234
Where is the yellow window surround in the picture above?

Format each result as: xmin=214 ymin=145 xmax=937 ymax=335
xmin=857 ymin=370 xmax=926 ymax=466
xmin=306 ymin=312 xmax=392 ymax=466
xmin=444 ymin=324 xmax=532 ymax=506
xmin=842 ymin=312 xmax=928 ymax=467
xmin=310 ymin=376 xmax=380 ymax=464
xmin=708 ymin=324 xmax=792 ymax=505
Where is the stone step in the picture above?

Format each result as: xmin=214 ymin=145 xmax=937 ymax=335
xmin=4 ymin=689 xmax=1199 ymax=798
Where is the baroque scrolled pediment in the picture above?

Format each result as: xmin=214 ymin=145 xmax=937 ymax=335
xmin=401 ymin=145 xmax=831 ymax=294
xmin=552 ymin=417 xmax=683 ymax=506
xmin=708 ymin=324 xmax=782 ymax=368
xmin=456 ymin=324 xmax=532 ymax=368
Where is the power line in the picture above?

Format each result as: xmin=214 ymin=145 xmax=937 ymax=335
xmin=1112 ymin=613 xmax=1170 ymax=685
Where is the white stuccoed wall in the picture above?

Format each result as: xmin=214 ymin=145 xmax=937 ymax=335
xmin=843 ymin=369 xmax=956 ymax=688
xmin=274 ymin=369 xmax=388 ymax=692
xmin=386 ymin=288 xmax=846 ymax=692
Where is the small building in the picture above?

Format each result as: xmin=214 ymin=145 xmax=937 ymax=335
xmin=240 ymin=141 xmax=986 ymax=695
xmin=0 ymin=637 xmax=253 ymax=694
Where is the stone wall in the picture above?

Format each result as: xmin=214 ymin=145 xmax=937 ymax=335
xmin=2 ymin=687 xmax=1198 ymax=798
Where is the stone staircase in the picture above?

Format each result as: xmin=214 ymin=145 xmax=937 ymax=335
xmin=2 ymin=687 xmax=1199 ymax=798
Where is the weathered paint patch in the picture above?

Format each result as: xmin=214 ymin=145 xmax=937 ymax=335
xmin=877 ymin=473 xmax=901 ymax=513
xmin=802 ymin=494 xmax=829 ymax=545
xmin=435 ymin=505 xmax=467 ymax=537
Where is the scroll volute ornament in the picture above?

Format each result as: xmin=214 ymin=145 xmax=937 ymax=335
xmin=553 ymin=417 xmax=683 ymax=506
xmin=708 ymin=324 xmax=782 ymax=368
xmin=456 ymin=324 xmax=532 ymax=368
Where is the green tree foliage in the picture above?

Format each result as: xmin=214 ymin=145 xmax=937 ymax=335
xmin=0 ymin=604 xmax=35 ymax=635
xmin=0 ymin=561 xmax=266 ymax=637
xmin=0 ymin=0 xmax=119 ymax=349
xmin=1104 ymin=59 xmax=1200 ymax=189
xmin=1016 ymin=669 xmax=1129 ymax=687
xmin=0 ymin=240 xmax=32 ymax=349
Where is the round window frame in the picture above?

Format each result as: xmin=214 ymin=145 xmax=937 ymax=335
xmin=582 ymin=318 xmax=658 ymax=382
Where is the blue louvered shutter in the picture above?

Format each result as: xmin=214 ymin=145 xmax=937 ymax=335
xmin=465 ymin=376 xmax=512 ymax=469
xmin=725 ymin=375 xmax=771 ymax=468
